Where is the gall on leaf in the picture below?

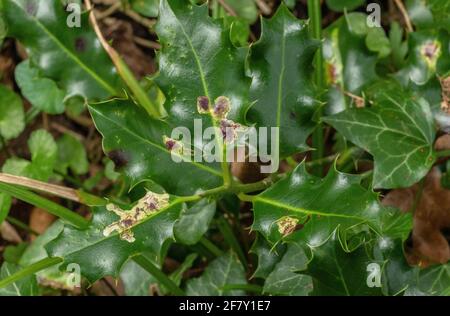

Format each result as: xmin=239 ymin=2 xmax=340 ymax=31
xmin=103 ymin=191 xmax=170 ymax=243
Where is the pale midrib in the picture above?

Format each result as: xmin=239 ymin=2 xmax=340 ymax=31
xmin=90 ymin=107 xmax=222 ymax=177
xmin=4 ymin=265 xmax=21 ymax=296
xmin=13 ymin=1 xmax=117 ymax=95
xmin=255 ymin=196 xmax=368 ymax=221
xmin=174 ymin=15 xmax=228 ymax=183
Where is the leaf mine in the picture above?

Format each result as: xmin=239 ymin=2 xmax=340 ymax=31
xmin=103 ymin=191 xmax=170 ymax=243
xmin=276 ymin=216 xmax=300 ymax=237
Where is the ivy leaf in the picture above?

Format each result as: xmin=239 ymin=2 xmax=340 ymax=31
xmin=89 ymin=99 xmax=222 ymax=195
xmin=15 ymin=60 xmax=66 ymax=114
xmin=326 ymin=0 xmax=366 ymax=12
xmin=120 ymin=253 xmax=160 ymax=296
xmin=2 ymin=129 xmax=57 ymax=182
xmin=56 ymin=133 xmax=89 ymax=175
xmin=186 ymin=252 xmax=246 ymax=296
xmin=46 ymin=194 xmax=184 ymax=283
xmin=324 ymin=82 xmax=436 ymax=189
xmin=0 ymin=262 xmax=39 ymax=296
xmin=405 ymin=264 xmax=450 ymax=296
xmin=174 ymin=199 xmax=216 ymax=245
xmin=2 ymin=0 xmax=122 ymax=100
xmin=252 ymin=163 xmax=387 ymax=247
xmin=155 ymin=0 xmax=250 ymax=129
xmin=303 ymin=230 xmax=383 ymax=296
xmin=0 ymin=84 xmax=25 ymax=140
xmin=247 ymin=4 xmax=319 ymax=157
xmin=263 ymin=242 xmax=313 ymax=296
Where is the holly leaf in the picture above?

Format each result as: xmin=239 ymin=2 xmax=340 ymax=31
xmin=324 ymin=82 xmax=436 ymax=189
xmin=303 ymin=230 xmax=383 ymax=296
xmin=2 ymin=0 xmax=122 ymax=100
xmin=174 ymin=199 xmax=216 ymax=245
xmin=263 ymin=242 xmax=313 ymax=295
xmin=246 ymin=4 xmax=320 ymax=157
xmin=0 ymin=84 xmax=25 ymax=140
xmin=0 ymin=262 xmax=39 ymax=296
xmin=155 ymin=0 xmax=250 ymax=129
xmin=15 ymin=60 xmax=66 ymax=114
xmin=89 ymin=99 xmax=222 ymax=196
xmin=46 ymin=192 xmax=184 ymax=283
xmin=322 ymin=13 xmax=378 ymax=114
xmin=252 ymin=163 xmax=388 ymax=247
xmin=185 ymin=252 xmax=246 ymax=296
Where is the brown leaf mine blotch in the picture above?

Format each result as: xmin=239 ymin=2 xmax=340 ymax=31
xmin=220 ymin=119 xmax=243 ymax=144
xmin=420 ymin=41 xmax=441 ymax=69
xmin=163 ymin=136 xmax=184 ymax=155
xmin=103 ymin=191 xmax=170 ymax=243
xmin=197 ymin=96 xmax=210 ymax=114
xmin=277 ymin=216 xmax=300 ymax=237
xmin=213 ymin=96 xmax=231 ymax=120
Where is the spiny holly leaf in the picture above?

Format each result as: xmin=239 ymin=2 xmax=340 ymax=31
xmin=0 ymin=262 xmax=39 ymax=296
xmin=250 ymin=234 xmax=285 ymax=279
xmin=322 ymin=13 xmax=378 ymax=114
xmin=89 ymin=99 xmax=222 ymax=195
xmin=397 ymin=30 xmax=449 ymax=85
xmin=15 ymin=60 xmax=65 ymax=114
xmin=324 ymin=82 xmax=436 ymax=189
xmin=0 ymin=84 xmax=25 ymax=140
xmin=46 ymin=192 xmax=184 ymax=283
xmin=263 ymin=242 xmax=313 ymax=296
xmin=174 ymin=199 xmax=216 ymax=245
xmin=155 ymin=0 xmax=250 ymax=129
xmin=303 ymin=230 xmax=383 ymax=296
xmin=246 ymin=4 xmax=320 ymax=157
xmin=2 ymin=0 xmax=122 ymax=101
xmin=252 ymin=163 xmax=388 ymax=247
xmin=2 ymin=129 xmax=57 ymax=181
xmin=185 ymin=252 xmax=246 ymax=296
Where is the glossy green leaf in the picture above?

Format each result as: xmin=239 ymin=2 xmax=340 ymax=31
xmin=324 ymin=82 xmax=436 ymax=189
xmin=15 ymin=60 xmax=65 ymax=114
xmin=0 ymin=84 xmax=25 ymax=140
xmin=247 ymin=4 xmax=319 ymax=157
xmin=252 ymin=163 xmax=388 ymax=246
xmin=0 ymin=262 xmax=39 ymax=296
xmin=186 ymin=252 xmax=246 ymax=296
xmin=174 ymin=199 xmax=216 ymax=245
xmin=120 ymin=254 xmax=159 ymax=296
xmin=405 ymin=264 xmax=450 ymax=296
xmin=155 ymin=0 xmax=250 ymax=129
xmin=263 ymin=242 xmax=313 ymax=295
xmin=89 ymin=99 xmax=222 ymax=195
xmin=46 ymin=194 xmax=184 ymax=283
xmin=56 ymin=133 xmax=89 ymax=175
xmin=2 ymin=0 xmax=122 ymax=100
xmin=250 ymin=234 xmax=285 ymax=279
xmin=304 ymin=230 xmax=383 ymax=296
xmin=326 ymin=0 xmax=365 ymax=12
xmin=323 ymin=13 xmax=378 ymax=114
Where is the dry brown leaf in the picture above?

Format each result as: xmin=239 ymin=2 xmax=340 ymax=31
xmin=0 ymin=221 xmax=23 ymax=243
xmin=29 ymin=207 xmax=56 ymax=241
xmin=382 ymin=168 xmax=450 ymax=266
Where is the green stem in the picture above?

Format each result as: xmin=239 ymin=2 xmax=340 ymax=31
xmin=436 ymin=149 xmax=450 ymax=158
xmin=199 ymin=237 xmax=224 ymax=257
xmin=0 ymin=257 xmax=63 ymax=289
xmin=308 ymin=0 xmax=325 ymax=176
xmin=6 ymin=216 xmax=39 ymax=236
xmin=221 ymin=283 xmax=263 ymax=294
xmin=0 ymin=182 xmax=89 ymax=229
xmin=132 ymin=255 xmax=185 ymax=296
xmin=217 ymin=217 xmax=248 ymax=268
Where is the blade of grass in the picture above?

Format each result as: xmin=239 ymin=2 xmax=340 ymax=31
xmin=0 ymin=182 xmax=89 ymax=229
xmin=216 ymin=217 xmax=248 ymax=268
